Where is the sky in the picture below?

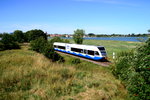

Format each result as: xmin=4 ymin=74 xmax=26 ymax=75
xmin=0 ymin=0 xmax=150 ymax=34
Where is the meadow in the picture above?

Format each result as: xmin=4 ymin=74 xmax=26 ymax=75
xmin=69 ymin=39 xmax=140 ymax=59
xmin=0 ymin=40 xmax=139 ymax=100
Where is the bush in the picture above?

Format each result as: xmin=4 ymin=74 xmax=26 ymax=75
xmin=0 ymin=42 xmax=5 ymax=51
xmin=0 ymin=33 xmax=20 ymax=50
xmin=30 ymin=37 xmax=64 ymax=62
xmin=42 ymin=43 xmax=64 ymax=62
xmin=113 ymin=38 xmax=150 ymax=100
xmin=30 ymin=37 xmax=47 ymax=52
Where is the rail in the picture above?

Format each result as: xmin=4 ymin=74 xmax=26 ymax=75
xmin=56 ymin=51 xmax=111 ymax=67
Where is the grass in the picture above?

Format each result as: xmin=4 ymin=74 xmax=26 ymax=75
xmin=0 ymin=42 xmax=132 ymax=100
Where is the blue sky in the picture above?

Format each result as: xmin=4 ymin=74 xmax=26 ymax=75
xmin=0 ymin=0 xmax=150 ymax=34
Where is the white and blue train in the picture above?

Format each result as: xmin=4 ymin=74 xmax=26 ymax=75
xmin=53 ymin=42 xmax=107 ymax=61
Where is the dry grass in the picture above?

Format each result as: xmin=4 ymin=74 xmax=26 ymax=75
xmin=0 ymin=45 xmax=131 ymax=100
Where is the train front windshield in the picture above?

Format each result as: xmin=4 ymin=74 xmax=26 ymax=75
xmin=98 ymin=47 xmax=107 ymax=56
xmin=98 ymin=47 xmax=105 ymax=51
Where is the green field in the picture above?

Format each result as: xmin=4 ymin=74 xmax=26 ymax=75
xmin=69 ymin=39 xmax=140 ymax=59
xmin=0 ymin=40 xmax=139 ymax=100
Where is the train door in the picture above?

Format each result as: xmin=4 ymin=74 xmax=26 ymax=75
xmin=66 ymin=44 xmax=71 ymax=52
xmin=84 ymin=49 xmax=88 ymax=54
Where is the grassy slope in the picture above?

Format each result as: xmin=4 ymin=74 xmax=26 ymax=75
xmin=0 ymin=44 xmax=130 ymax=100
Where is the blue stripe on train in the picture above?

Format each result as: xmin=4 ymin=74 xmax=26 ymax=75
xmin=54 ymin=48 xmax=103 ymax=60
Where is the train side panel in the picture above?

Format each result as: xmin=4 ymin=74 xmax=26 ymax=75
xmin=53 ymin=42 xmax=105 ymax=60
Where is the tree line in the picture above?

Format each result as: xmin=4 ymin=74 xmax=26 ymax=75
xmin=0 ymin=29 xmax=84 ymax=62
xmin=0 ymin=29 xmax=47 ymax=50
xmin=88 ymin=33 xmax=150 ymax=37
xmin=0 ymin=29 xmax=64 ymax=62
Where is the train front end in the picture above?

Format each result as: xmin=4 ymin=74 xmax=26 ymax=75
xmin=97 ymin=46 xmax=107 ymax=60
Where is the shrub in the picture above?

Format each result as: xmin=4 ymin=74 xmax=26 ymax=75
xmin=42 ymin=44 xmax=64 ymax=62
xmin=0 ymin=42 xmax=5 ymax=51
xmin=113 ymin=38 xmax=150 ymax=100
xmin=30 ymin=37 xmax=47 ymax=52
xmin=30 ymin=37 xmax=64 ymax=62
xmin=113 ymin=51 xmax=134 ymax=81
xmin=0 ymin=33 xmax=20 ymax=50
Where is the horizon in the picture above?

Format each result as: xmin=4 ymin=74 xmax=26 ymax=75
xmin=0 ymin=0 xmax=150 ymax=34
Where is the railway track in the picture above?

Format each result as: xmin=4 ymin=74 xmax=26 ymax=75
xmin=56 ymin=51 xmax=111 ymax=67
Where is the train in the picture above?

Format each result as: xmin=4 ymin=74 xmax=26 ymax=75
xmin=53 ymin=42 xmax=107 ymax=61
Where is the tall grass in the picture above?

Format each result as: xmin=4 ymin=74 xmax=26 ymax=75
xmin=0 ymin=45 xmax=131 ymax=100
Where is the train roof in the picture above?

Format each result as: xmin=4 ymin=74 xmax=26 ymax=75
xmin=53 ymin=42 xmax=104 ymax=47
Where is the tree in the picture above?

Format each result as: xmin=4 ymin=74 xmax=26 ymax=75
xmin=73 ymin=29 xmax=85 ymax=44
xmin=0 ymin=33 xmax=3 ymax=37
xmin=25 ymin=29 xmax=47 ymax=42
xmin=1 ymin=33 xmax=15 ymax=44
xmin=13 ymin=30 xmax=24 ymax=43
xmin=88 ymin=33 xmax=95 ymax=37
xmin=1 ymin=33 xmax=20 ymax=50
xmin=148 ymin=29 xmax=150 ymax=33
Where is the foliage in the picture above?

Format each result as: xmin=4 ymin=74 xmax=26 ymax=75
xmin=13 ymin=30 xmax=25 ymax=43
xmin=0 ymin=33 xmax=20 ymax=50
xmin=30 ymin=37 xmax=47 ymax=53
xmin=0 ymin=33 xmax=3 ymax=37
xmin=88 ymin=33 xmax=95 ymax=37
xmin=73 ymin=29 xmax=85 ymax=44
xmin=113 ymin=38 xmax=150 ymax=100
xmin=0 ymin=42 xmax=5 ymax=51
xmin=25 ymin=29 xmax=47 ymax=42
xmin=30 ymin=37 xmax=64 ymax=62
xmin=41 ymin=43 xmax=64 ymax=62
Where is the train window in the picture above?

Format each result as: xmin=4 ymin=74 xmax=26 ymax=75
xmin=95 ymin=51 xmax=99 ymax=55
xmin=58 ymin=46 xmax=65 ymax=50
xmin=54 ymin=45 xmax=57 ymax=48
xmin=71 ymin=47 xmax=83 ymax=53
xmin=71 ymin=48 xmax=76 ymax=52
xmin=88 ymin=50 xmax=94 ymax=56
xmin=98 ymin=47 xmax=105 ymax=50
